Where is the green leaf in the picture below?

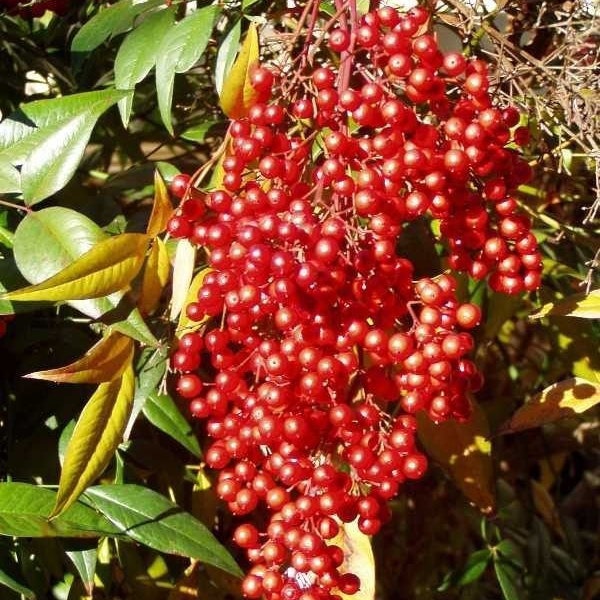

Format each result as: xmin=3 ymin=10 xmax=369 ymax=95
xmin=0 ymin=483 xmax=119 ymax=538
xmin=215 ymin=20 xmax=241 ymax=96
xmin=5 ymin=233 xmax=150 ymax=302
xmin=155 ymin=5 xmax=220 ymax=133
xmin=180 ymin=120 xmax=222 ymax=143
xmin=0 ymin=563 xmax=35 ymax=599
xmin=115 ymin=7 xmax=176 ymax=126
xmin=494 ymin=559 xmax=522 ymax=600
xmin=0 ymin=160 xmax=20 ymax=195
xmin=142 ymin=393 xmax=201 ymax=457
xmin=531 ymin=288 xmax=600 ymax=319
xmin=71 ymin=0 xmax=165 ymax=56
xmin=439 ymin=549 xmax=491 ymax=590
xmin=84 ymin=485 xmax=242 ymax=577
xmin=0 ymin=89 xmax=129 ymax=204
xmin=13 ymin=207 xmax=111 ymax=318
xmin=52 ymin=363 xmax=136 ymax=517
xmin=124 ymin=346 xmax=169 ymax=440
xmin=65 ymin=547 xmax=97 ymax=595
xmin=109 ymin=305 xmax=159 ymax=347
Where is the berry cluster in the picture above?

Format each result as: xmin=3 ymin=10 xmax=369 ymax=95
xmin=0 ymin=0 xmax=70 ymax=17
xmin=167 ymin=5 xmax=540 ymax=599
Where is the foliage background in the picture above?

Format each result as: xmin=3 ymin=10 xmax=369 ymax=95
xmin=0 ymin=1 xmax=598 ymax=599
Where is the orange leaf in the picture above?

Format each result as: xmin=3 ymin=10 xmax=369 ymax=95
xmin=417 ymin=400 xmax=495 ymax=514
xmin=24 ymin=331 xmax=134 ymax=384
xmin=219 ymin=23 xmax=259 ymax=119
xmin=500 ymin=377 xmax=600 ymax=434
xmin=147 ymin=170 xmax=173 ymax=237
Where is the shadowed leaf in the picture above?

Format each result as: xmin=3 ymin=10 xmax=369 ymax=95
xmin=500 ymin=377 xmax=600 ymax=434
xmin=417 ymin=400 xmax=495 ymax=514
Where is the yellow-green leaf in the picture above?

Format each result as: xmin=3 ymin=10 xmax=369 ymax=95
xmin=531 ymin=289 xmax=600 ymax=319
xmin=139 ymin=239 xmax=170 ymax=316
xmin=147 ymin=171 xmax=173 ymax=237
xmin=51 ymin=360 xmax=136 ymax=518
xmin=3 ymin=233 xmax=150 ymax=302
xmin=169 ymin=238 xmax=197 ymax=321
xmin=417 ymin=401 xmax=495 ymax=514
xmin=24 ymin=331 xmax=134 ymax=384
xmin=327 ymin=518 xmax=375 ymax=600
xmin=218 ymin=22 xmax=259 ymax=119
xmin=176 ymin=266 xmax=213 ymax=336
xmin=500 ymin=377 xmax=600 ymax=434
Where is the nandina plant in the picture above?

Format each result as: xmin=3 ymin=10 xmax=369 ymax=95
xmin=165 ymin=4 xmax=543 ymax=598
xmin=0 ymin=1 xmax=598 ymax=599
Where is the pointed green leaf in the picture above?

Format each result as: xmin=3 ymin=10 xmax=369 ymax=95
xmin=25 ymin=332 xmax=134 ymax=383
xmin=0 ymin=483 xmax=120 ymax=538
xmin=115 ymin=7 xmax=176 ymax=126
xmin=109 ymin=305 xmax=159 ymax=347
xmin=71 ymin=0 xmax=165 ymax=55
xmin=52 ymin=362 xmax=136 ymax=517
xmin=143 ymin=393 xmax=201 ymax=457
xmin=155 ymin=5 xmax=220 ymax=133
xmin=494 ymin=558 xmax=522 ymax=600
xmin=0 ymin=89 xmax=130 ymax=204
xmin=219 ymin=23 xmax=259 ymax=119
xmin=65 ymin=547 xmax=97 ymax=595
xmin=84 ymin=485 xmax=242 ymax=577
xmin=181 ymin=120 xmax=222 ymax=143
xmin=215 ymin=20 xmax=241 ymax=96
xmin=0 ymin=564 xmax=35 ymax=599
xmin=6 ymin=233 xmax=150 ymax=302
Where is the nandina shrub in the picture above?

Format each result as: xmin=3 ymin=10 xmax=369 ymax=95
xmin=0 ymin=1 xmax=598 ymax=599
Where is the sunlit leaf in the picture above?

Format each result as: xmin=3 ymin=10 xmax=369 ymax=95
xmin=417 ymin=400 xmax=495 ymax=514
xmin=84 ymin=485 xmax=242 ymax=576
xmin=500 ymin=377 xmax=600 ymax=434
xmin=215 ymin=19 xmax=241 ymax=96
xmin=176 ymin=266 xmax=213 ymax=335
xmin=4 ymin=233 xmax=150 ymax=302
xmin=155 ymin=5 xmax=220 ymax=133
xmin=147 ymin=170 xmax=173 ymax=237
xmin=0 ymin=89 xmax=129 ymax=203
xmin=139 ymin=239 xmax=170 ymax=315
xmin=24 ymin=331 xmax=134 ymax=383
xmin=52 ymin=361 xmax=136 ymax=517
xmin=71 ymin=0 xmax=165 ymax=56
xmin=170 ymin=238 xmax=197 ymax=321
xmin=115 ymin=7 xmax=176 ymax=125
xmin=531 ymin=289 xmax=600 ymax=319
xmin=327 ymin=518 xmax=375 ymax=600
xmin=219 ymin=23 xmax=260 ymax=119
xmin=0 ymin=483 xmax=119 ymax=538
